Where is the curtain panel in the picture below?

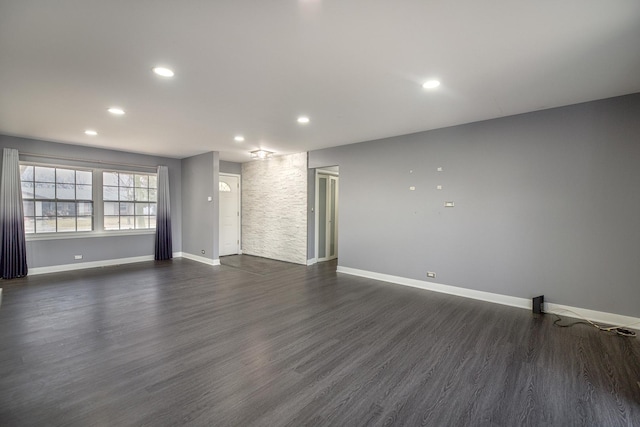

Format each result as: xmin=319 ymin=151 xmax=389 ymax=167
xmin=154 ymin=165 xmax=172 ymax=260
xmin=0 ymin=148 xmax=28 ymax=278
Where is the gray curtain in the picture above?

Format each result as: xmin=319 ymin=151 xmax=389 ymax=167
xmin=0 ymin=148 xmax=28 ymax=278
xmin=154 ymin=165 xmax=172 ymax=260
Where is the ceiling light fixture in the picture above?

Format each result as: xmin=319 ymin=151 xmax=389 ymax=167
xmin=250 ymin=149 xmax=273 ymax=160
xmin=422 ymin=80 xmax=441 ymax=89
xmin=107 ymin=107 xmax=125 ymax=115
xmin=84 ymin=130 xmax=98 ymax=136
xmin=297 ymin=116 xmax=310 ymax=124
xmin=153 ymin=66 xmax=175 ymax=78
xmin=234 ymin=135 xmax=245 ymax=142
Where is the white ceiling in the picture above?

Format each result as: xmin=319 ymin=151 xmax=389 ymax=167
xmin=1 ymin=1 xmax=639 ymax=163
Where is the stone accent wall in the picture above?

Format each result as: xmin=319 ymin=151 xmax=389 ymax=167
xmin=241 ymin=152 xmax=307 ymax=264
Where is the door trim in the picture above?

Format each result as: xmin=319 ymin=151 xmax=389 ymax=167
xmin=315 ymin=170 xmax=339 ymax=262
xmin=219 ymin=173 xmax=241 ymax=255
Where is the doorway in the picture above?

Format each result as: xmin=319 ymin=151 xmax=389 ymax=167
xmin=316 ymin=168 xmax=339 ymax=262
xmin=219 ymin=173 xmax=241 ymax=256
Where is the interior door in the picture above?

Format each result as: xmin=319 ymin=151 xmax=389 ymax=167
xmin=316 ymin=173 xmax=339 ymax=262
xmin=219 ymin=174 xmax=240 ymax=256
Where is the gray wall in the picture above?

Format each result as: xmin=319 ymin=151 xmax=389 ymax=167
xmin=309 ymin=93 xmax=640 ymax=318
xmin=220 ymin=160 xmax=241 ymax=175
xmin=0 ymin=134 xmax=182 ymax=268
xmin=181 ymin=151 xmax=219 ymax=260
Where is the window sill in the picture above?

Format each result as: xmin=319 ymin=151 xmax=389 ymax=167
xmin=26 ymin=230 xmax=155 ymax=241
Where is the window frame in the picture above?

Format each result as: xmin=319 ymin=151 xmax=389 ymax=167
xmin=21 ymin=161 xmax=158 ymax=241
xmin=102 ymin=170 xmax=158 ymax=232
xmin=20 ymin=163 xmax=95 ymax=235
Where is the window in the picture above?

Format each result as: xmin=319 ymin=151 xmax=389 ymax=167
xmin=219 ymin=181 xmax=231 ymax=192
xmin=20 ymin=165 xmax=93 ymax=233
xmin=103 ymin=171 xmax=157 ymax=230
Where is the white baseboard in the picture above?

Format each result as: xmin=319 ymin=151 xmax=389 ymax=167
xmin=30 ymin=255 xmax=156 ymax=275
xmin=28 ymin=252 xmax=221 ymax=276
xmin=307 ymin=258 xmax=317 ymax=266
xmin=178 ymin=252 xmax=220 ymax=266
xmin=545 ymin=302 xmax=640 ymax=330
xmin=336 ymin=266 xmax=640 ymax=330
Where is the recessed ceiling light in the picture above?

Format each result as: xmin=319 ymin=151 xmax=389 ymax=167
xmin=107 ymin=107 xmax=125 ymax=115
xmin=297 ymin=116 xmax=310 ymax=124
xmin=422 ymin=80 xmax=441 ymax=89
xmin=85 ymin=130 xmax=98 ymax=136
xmin=153 ymin=67 xmax=174 ymax=78
xmin=234 ymin=135 xmax=245 ymax=142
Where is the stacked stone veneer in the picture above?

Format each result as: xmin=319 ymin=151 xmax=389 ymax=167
xmin=241 ymin=152 xmax=307 ymax=264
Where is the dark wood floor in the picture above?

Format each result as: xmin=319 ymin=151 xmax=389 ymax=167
xmin=1 ymin=256 xmax=639 ymax=426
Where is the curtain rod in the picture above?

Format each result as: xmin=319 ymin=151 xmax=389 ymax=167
xmin=19 ymin=152 xmax=158 ymax=171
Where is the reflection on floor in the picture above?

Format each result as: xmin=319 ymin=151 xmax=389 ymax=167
xmin=219 ymin=254 xmax=301 ymax=275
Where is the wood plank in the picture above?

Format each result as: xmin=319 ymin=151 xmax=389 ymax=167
xmin=0 ymin=256 xmax=638 ymax=426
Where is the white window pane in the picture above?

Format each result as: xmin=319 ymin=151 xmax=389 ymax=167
xmin=56 ymin=183 xmax=75 ymax=199
xmin=77 ymin=217 xmax=92 ymax=231
xmin=149 ymin=216 xmax=156 ymax=229
xmin=135 ymin=216 xmax=150 ymax=229
xmin=103 ymin=172 xmax=119 ymax=186
xmin=35 ymin=183 xmax=55 ymax=199
xmin=120 ymin=216 xmax=135 ymax=229
xmin=56 ymin=169 xmax=75 ymax=184
xmin=149 ymin=189 xmax=157 ymax=202
xmin=104 ymin=202 xmax=119 ymax=216
xmin=135 ymin=175 xmax=148 ymax=188
xmin=219 ymin=181 xmax=231 ymax=192
xmin=119 ymin=173 xmax=134 ymax=187
xmin=104 ymin=216 xmax=119 ymax=230
xmin=149 ymin=203 xmax=157 ymax=216
xmin=120 ymin=202 xmax=134 ymax=215
xmin=135 ymin=188 xmax=148 ymax=201
xmin=103 ymin=186 xmax=118 ymax=201
xmin=77 ymin=202 xmax=93 ymax=216
xmin=35 ymin=201 xmax=56 ymax=216
xmin=36 ymin=217 xmax=56 ymax=233
xmin=119 ymin=187 xmax=134 ymax=201
xmin=57 ymin=217 xmax=76 ymax=232
xmin=24 ymin=217 xmax=35 ymax=234
xmin=135 ymin=203 xmax=149 ymax=215
xmin=57 ymin=202 xmax=76 ymax=217
xmin=23 ymin=201 xmax=35 ymax=216
xmin=148 ymin=175 xmax=157 ymax=188
xmin=20 ymin=165 xmax=34 ymax=182
xmin=35 ymin=166 xmax=55 ymax=182
xmin=76 ymin=170 xmax=92 ymax=185
xmin=22 ymin=182 xmax=34 ymax=199
xmin=77 ymin=184 xmax=92 ymax=200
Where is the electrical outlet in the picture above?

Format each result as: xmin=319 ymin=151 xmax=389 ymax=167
xmin=74 ymin=255 xmax=83 ymax=260
xmin=427 ymin=272 xmax=436 ymax=279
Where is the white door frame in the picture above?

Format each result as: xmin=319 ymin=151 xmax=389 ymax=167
xmin=315 ymin=169 xmax=339 ymax=263
xmin=219 ymin=173 xmax=242 ymax=255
